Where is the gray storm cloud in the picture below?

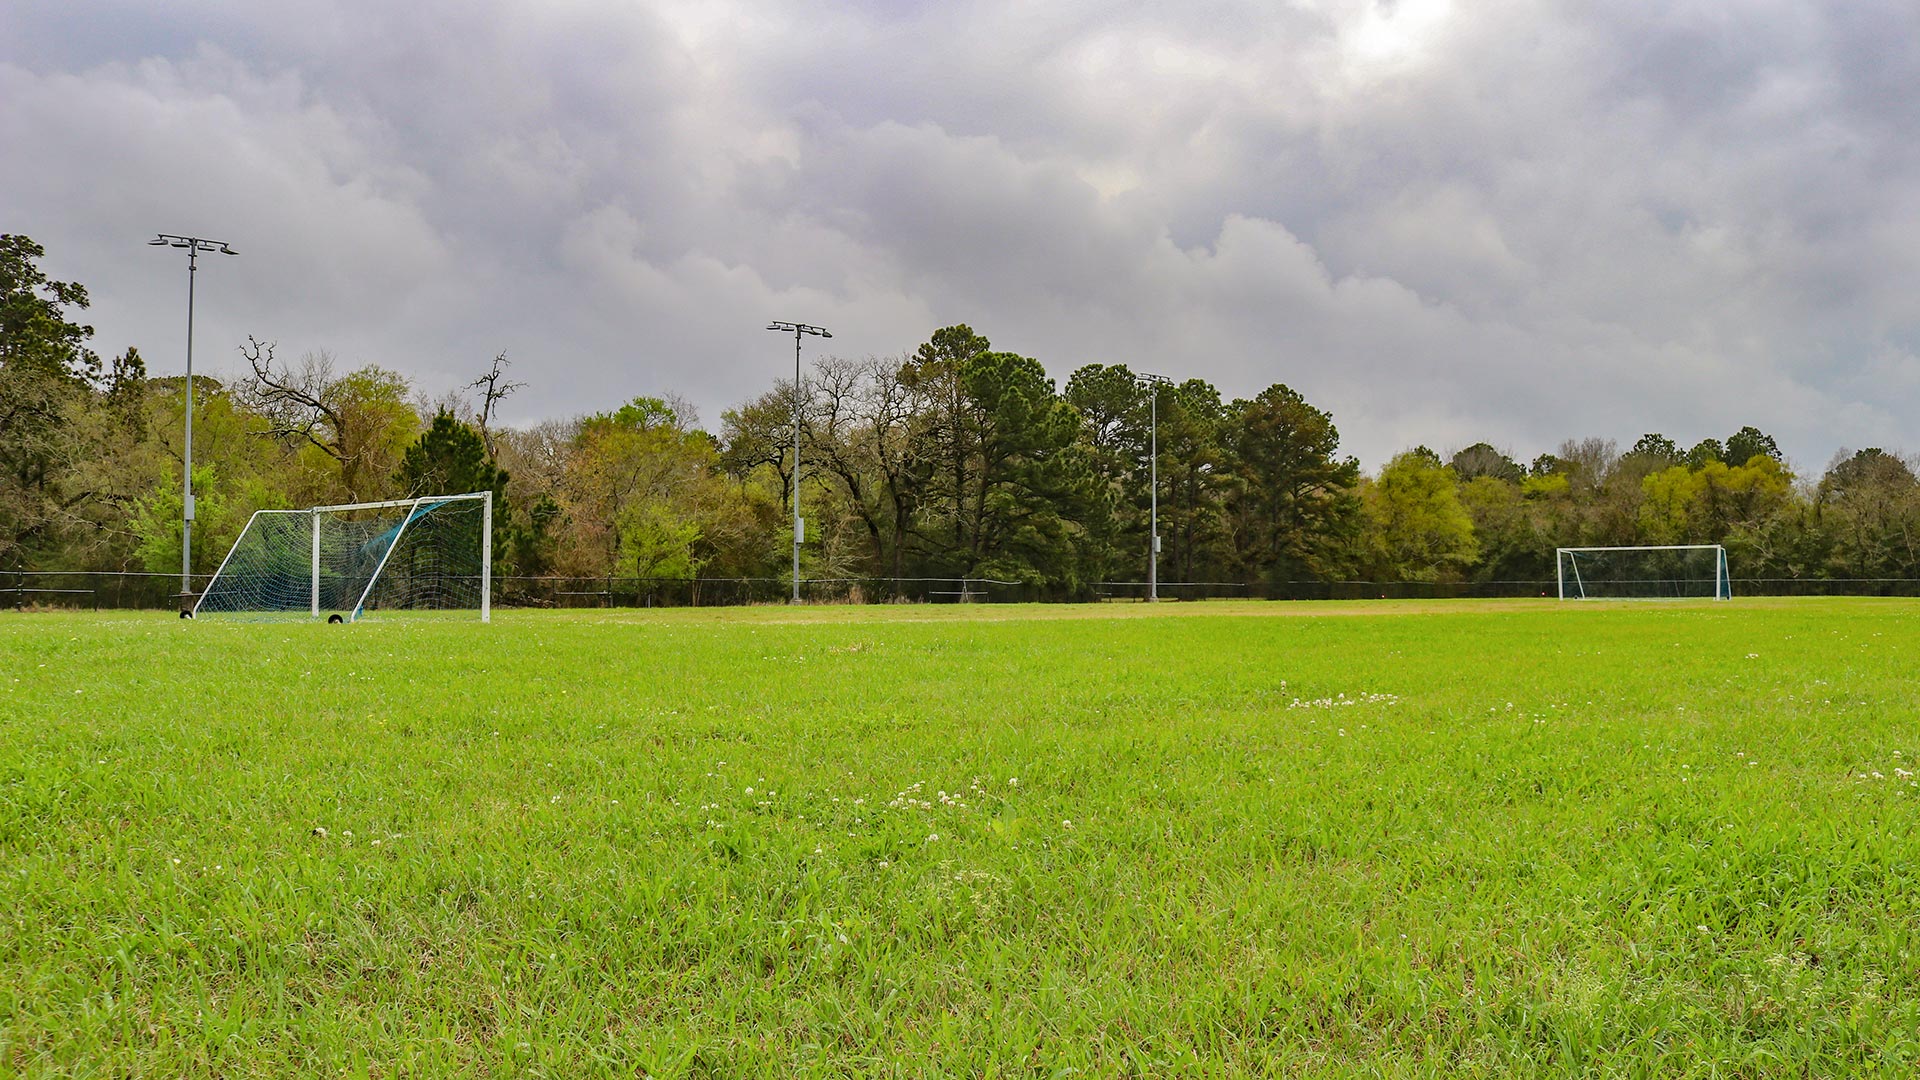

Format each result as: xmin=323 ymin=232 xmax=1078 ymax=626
xmin=2 ymin=0 xmax=1916 ymax=471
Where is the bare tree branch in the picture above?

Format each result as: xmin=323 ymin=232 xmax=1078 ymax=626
xmin=237 ymin=337 xmax=348 ymax=463
xmin=467 ymin=351 xmax=526 ymax=459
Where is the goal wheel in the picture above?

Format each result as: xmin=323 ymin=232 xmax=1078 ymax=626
xmin=327 ymin=614 xmax=344 ymax=624
xmin=179 ymin=609 xmax=193 ymax=619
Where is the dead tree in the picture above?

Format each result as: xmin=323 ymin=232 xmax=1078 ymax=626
xmin=467 ymin=351 xmax=526 ymax=460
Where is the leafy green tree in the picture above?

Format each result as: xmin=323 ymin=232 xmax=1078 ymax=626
xmin=1685 ymin=438 xmax=1726 ymax=469
xmin=1062 ymin=363 xmax=1147 ymax=583
xmin=1725 ymin=425 xmax=1782 ymax=466
xmin=508 ymin=493 xmax=563 ymax=577
xmin=955 ymin=351 xmax=1095 ymax=588
xmin=239 ymin=340 xmax=420 ymax=503
xmin=0 ymin=234 xmax=98 ymax=381
xmin=1225 ymin=384 xmax=1360 ymax=583
xmin=1449 ymin=442 xmax=1523 ymax=483
xmin=399 ymin=410 xmax=507 ymax=501
xmin=127 ymin=380 xmax=294 ymax=575
xmin=1639 ymin=457 xmax=1795 ymax=546
xmin=0 ymin=235 xmax=107 ymax=565
xmin=795 ymin=355 xmax=931 ymax=584
xmin=1530 ymin=453 xmax=1569 ymax=478
xmin=1816 ymin=449 xmax=1920 ymax=577
xmin=1458 ymin=475 xmax=1555 ymax=582
xmin=1357 ymin=449 xmax=1478 ymax=581
xmin=1155 ymin=379 xmax=1234 ymax=584
xmin=128 ymin=463 xmax=284 ymax=576
xmin=398 ymin=409 xmax=511 ymax=566
xmin=559 ymin=397 xmax=763 ymax=582
xmin=1625 ymin=433 xmax=1681 ymax=466
xmin=902 ymin=325 xmax=993 ymax=555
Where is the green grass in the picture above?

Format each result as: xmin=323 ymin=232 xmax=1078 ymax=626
xmin=2 ymin=598 xmax=1917 ymax=1077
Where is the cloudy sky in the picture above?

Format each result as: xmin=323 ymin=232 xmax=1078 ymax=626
xmin=4 ymin=0 xmax=1917 ymax=472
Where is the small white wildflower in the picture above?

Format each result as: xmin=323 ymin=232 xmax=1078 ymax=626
xmin=1061 ymin=820 xmax=1073 ymax=830
xmin=878 ymin=860 xmax=890 ymax=868
xmin=1007 ymin=778 xmax=1019 ymax=787
xmin=926 ymin=833 xmax=939 ymax=842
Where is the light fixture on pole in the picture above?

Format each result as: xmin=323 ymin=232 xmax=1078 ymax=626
xmin=1138 ymin=372 xmax=1172 ymax=602
xmin=765 ymin=321 xmax=832 ymax=603
xmin=149 ymin=233 xmax=237 ymax=612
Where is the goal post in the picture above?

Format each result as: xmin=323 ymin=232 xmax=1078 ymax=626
xmin=194 ymin=491 xmax=492 ymax=622
xmin=1555 ymin=544 xmax=1730 ymax=600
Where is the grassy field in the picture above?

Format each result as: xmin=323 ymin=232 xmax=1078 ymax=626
xmin=2 ymin=598 xmax=1917 ymax=1077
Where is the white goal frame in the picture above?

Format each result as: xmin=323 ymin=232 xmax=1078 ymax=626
xmin=194 ymin=491 xmax=492 ymax=622
xmin=1556 ymin=544 xmax=1730 ymax=601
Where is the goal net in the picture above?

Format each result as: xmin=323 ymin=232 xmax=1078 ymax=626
xmin=194 ymin=493 xmax=492 ymax=621
xmin=1556 ymin=544 xmax=1730 ymax=600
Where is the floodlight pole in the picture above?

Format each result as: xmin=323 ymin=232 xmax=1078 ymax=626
xmin=1139 ymin=372 xmax=1172 ymax=602
xmin=766 ymin=321 xmax=832 ymax=603
xmin=149 ymin=233 xmax=237 ymax=608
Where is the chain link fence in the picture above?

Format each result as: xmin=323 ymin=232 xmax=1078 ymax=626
xmin=9 ymin=569 xmax=1920 ymax=611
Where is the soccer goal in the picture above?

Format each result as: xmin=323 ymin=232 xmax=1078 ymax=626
xmin=1556 ymin=544 xmax=1730 ymax=600
xmin=194 ymin=492 xmax=492 ymax=622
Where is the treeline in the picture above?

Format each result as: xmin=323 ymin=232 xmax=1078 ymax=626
xmin=5 ymin=233 xmax=1918 ymax=595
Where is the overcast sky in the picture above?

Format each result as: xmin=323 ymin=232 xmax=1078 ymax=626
xmin=4 ymin=0 xmax=1916 ymax=472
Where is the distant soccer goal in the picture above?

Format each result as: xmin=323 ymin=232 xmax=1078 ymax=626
xmin=194 ymin=493 xmax=491 ymax=622
xmin=1556 ymin=544 xmax=1730 ymax=601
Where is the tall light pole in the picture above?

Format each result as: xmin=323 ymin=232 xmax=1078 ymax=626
xmin=149 ymin=234 xmax=237 ymax=609
xmin=765 ymin=322 xmax=831 ymax=603
xmin=1139 ymin=372 xmax=1172 ymax=602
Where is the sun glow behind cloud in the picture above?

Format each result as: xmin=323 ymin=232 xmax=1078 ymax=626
xmin=1344 ymin=0 xmax=1455 ymax=69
